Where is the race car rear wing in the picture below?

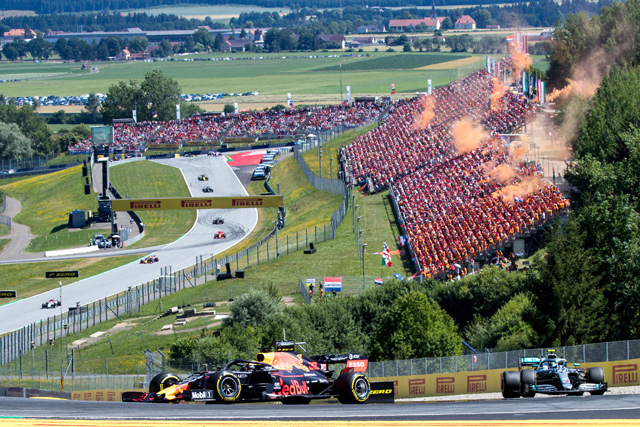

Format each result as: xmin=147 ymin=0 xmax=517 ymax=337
xmin=310 ymin=354 xmax=369 ymax=373
xmin=520 ymin=357 xmax=541 ymax=368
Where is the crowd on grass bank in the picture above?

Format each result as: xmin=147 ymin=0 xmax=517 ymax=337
xmin=340 ymin=57 xmax=568 ymax=279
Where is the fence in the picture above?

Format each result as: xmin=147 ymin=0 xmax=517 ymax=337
xmin=0 ymin=191 xmax=9 ymax=233
xmin=299 ymin=276 xmax=384 ymax=305
xmin=366 ymin=340 xmax=640 ymax=378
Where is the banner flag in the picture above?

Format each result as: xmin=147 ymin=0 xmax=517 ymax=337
xmin=427 ymin=79 xmax=433 ymax=95
xmin=176 ymin=104 xmax=181 ymax=121
xmin=346 ymin=86 xmax=351 ymax=103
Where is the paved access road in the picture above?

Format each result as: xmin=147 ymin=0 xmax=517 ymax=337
xmin=0 ymin=155 xmax=257 ymax=335
xmin=1 ymin=393 xmax=640 ymax=425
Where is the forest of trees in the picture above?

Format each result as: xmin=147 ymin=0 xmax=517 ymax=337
xmin=0 ymin=0 xmax=615 ymax=35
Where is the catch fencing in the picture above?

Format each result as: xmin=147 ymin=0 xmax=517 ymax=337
xmin=366 ymin=340 xmax=640 ymax=378
xmin=2 ymin=336 xmax=640 ymax=392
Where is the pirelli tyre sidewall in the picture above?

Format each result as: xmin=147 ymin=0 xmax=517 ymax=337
xmin=214 ymin=372 xmax=241 ymax=402
xmin=149 ymin=373 xmax=180 ymax=394
xmin=336 ymin=371 xmax=370 ymax=404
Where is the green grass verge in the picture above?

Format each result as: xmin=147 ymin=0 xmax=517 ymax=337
xmin=0 ymin=238 xmax=9 ymax=253
xmin=109 ymin=160 xmax=196 ymax=248
xmin=0 ymin=224 xmax=8 ymax=236
xmin=26 ymin=228 xmax=112 ymax=252
xmin=0 ymin=165 xmax=105 ymax=252
xmin=0 ymin=254 xmax=141 ymax=305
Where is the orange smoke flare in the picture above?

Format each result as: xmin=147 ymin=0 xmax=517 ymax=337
xmin=451 ymin=118 xmax=487 ymax=154
xmin=413 ymin=95 xmax=435 ymax=130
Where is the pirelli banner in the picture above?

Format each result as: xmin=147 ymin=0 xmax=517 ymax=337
xmin=372 ymin=359 xmax=640 ymax=398
xmin=110 ymin=196 xmax=284 ymax=212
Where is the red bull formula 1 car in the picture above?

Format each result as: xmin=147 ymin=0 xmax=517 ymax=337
xmin=122 ymin=341 xmax=375 ymax=404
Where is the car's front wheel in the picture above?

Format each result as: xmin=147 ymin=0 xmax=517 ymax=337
xmin=149 ymin=373 xmax=180 ymax=394
xmin=212 ymin=372 xmax=241 ymax=403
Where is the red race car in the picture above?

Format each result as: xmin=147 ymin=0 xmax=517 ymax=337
xmin=140 ymin=255 xmax=159 ymax=264
xmin=122 ymin=341 xmax=380 ymax=405
xmin=214 ymin=231 xmax=226 ymax=239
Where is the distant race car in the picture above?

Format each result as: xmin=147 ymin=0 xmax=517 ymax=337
xmin=122 ymin=341 xmax=372 ymax=405
xmin=198 ymin=175 xmax=208 ymax=181
xmin=208 ymin=151 xmax=221 ymax=156
xmin=212 ymin=217 xmax=224 ymax=224
xmin=42 ymin=299 xmax=61 ymax=309
xmin=140 ymin=255 xmax=159 ymax=264
xmin=202 ymin=186 xmax=214 ymax=193
xmin=501 ymin=350 xmax=608 ymax=398
xmin=214 ymin=231 xmax=226 ymax=239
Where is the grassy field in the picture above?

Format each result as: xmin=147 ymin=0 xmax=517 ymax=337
xmin=0 ymin=52 xmax=493 ymax=100
xmin=318 ymin=53 xmax=471 ymax=72
xmin=0 ymin=165 xmax=106 ymax=252
xmin=109 ymin=160 xmax=196 ymax=247
xmin=118 ymin=4 xmax=291 ymax=20
xmin=0 ymin=254 xmax=141 ymax=304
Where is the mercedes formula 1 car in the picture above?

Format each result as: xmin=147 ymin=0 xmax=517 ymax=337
xmin=501 ymin=350 xmax=607 ymax=398
xmin=122 ymin=341 xmax=372 ymax=404
xmin=42 ymin=299 xmax=61 ymax=309
xmin=202 ymin=186 xmax=214 ymax=193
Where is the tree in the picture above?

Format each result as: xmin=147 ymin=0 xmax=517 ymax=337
xmin=369 ymin=292 xmax=462 ymax=360
xmin=28 ymin=36 xmax=53 ymax=59
xmin=441 ymin=17 xmax=453 ymax=30
xmin=225 ymin=288 xmax=283 ymax=328
xmin=223 ymin=104 xmax=235 ymax=114
xmin=193 ymin=28 xmax=214 ymax=49
xmin=100 ymin=80 xmax=141 ymax=124
xmin=403 ymin=42 xmax=412 ymax=52
xmin=213 ymin=32 xmax=224 ymax=51
xmin=2 ymin=45 xmax=19 ymax=61
xmin=127 ymin=36 xmax=148 ymax=53
xmin=0 ymin=122 xmax=33 ymax=159
xmin=85 ymin=92 xmax=100 ymax=114
xmin=139 ymin=70 xmax=181 ymax=122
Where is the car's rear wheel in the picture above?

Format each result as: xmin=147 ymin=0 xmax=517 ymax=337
xmin=335 ymin=372 xmax=370 ymax=404
xmin=520 ymin=370 xmax=536 ymax=398
xmin=501 ymin=371 xmax=520 ymax=398
xmin=149 ymin=373 xmax=180 ymax=394
xmin=213 ymin=372 xmax=241 ymax=402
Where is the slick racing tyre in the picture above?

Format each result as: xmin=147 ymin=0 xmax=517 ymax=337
xmin=213 ymin=372 xmax=241 ymax=402
xmin=587 ymin=367 xmax=606 ymax=395
xmin=335 ymin=372 xmax=370 ymax=404
xmin=520 ymin=369 xmax=536 ymax=398
xmin=501 ymin=371 xmax=521 ymax=398
xmin=149 ymin=373 xmax=180 ymax=394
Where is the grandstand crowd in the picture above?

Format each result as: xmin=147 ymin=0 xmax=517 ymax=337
xmin=340 ymin=57 xmax=567 ymax=279
xmin=68 ymin=102 xmax=384 ymax=154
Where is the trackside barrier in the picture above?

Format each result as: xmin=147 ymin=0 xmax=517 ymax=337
xmin=371 ymin=358 xmax=640 ymax=398
xmin=29 ymin=358 xmax=640 ymax=401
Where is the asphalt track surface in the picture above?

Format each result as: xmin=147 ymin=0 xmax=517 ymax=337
xmin=0 ymin=155 xmax=258 ymax=335
xmin=1 ymin=393 xmax=640 ymax=425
